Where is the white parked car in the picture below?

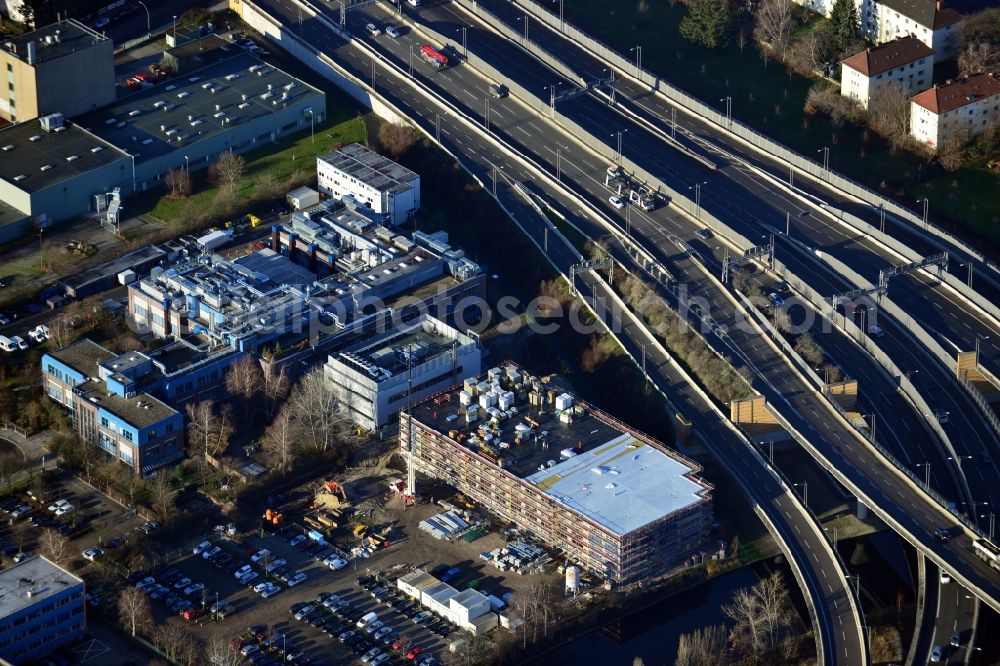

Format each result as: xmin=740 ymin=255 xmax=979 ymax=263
xmin=202 ymin=546 xmax=222 ymax=560
xmin=239 ymin=571 xmax=259 ymax=586
xmin=47 ymin=499 xmax=71 ymax=513
xmin=265 ymin=558 xmax=286 ymax=573
xmin=193 ymin=540 xmax=211 ymax=555
xmin=173 ymin=577 xmax=192 ymax=590
xmin=261 ymin=583 xmax=282 ymax=598
xmin=328 ymin=558 xmax=348 ymax=571
xmin=54 ymin=503 xmax=74 ymax=516
xmin=250 ymin=548 xmax=270 ymax=563
xmin=82 ymin=547 xmax=105 ymax=561
xmin=287 ymin=572 xmax=307 ymax=587
xmin=608 ymin=195 xmax=625 ymax=210
xmin=234 ymin=565 xmax=252 ymax=579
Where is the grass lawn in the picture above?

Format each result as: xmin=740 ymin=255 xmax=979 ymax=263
xmin=136 ymin=99 xmax=366 ymax=225
xmin=562 ymin=1 xmax=1000 ymax=246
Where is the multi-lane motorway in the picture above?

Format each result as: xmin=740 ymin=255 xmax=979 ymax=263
xmin=401 ymin=0 xmax=1000 ymax=511
xmin=237 ymin=0 xmax=999 ymax=656
xmin=242 ymin=0 xmax=867 ymax=661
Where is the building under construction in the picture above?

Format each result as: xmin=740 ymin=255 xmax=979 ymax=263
xmin=400 ymin=363 xmax=713 ymax=585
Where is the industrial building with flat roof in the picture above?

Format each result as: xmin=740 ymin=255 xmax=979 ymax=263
xmin=0 ymin=113 xmax=130 ymax=242
xmin=79 ymin=43 xmax=325 ymax=189
xmin=401 ymin=363 xmax=713 ymax=585
xmin=0 ymin=556 xmax=85 ymax=663
xmin=0 ymin=34 xmax=325 ymax=242
xmin=325 ymin=314 xmax=481 ymax=431
xmin=317 ymin=143 xmax=420 ymax=225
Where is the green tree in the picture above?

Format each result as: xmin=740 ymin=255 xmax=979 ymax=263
xmin=829 ymin=0 xmax=860 ymax=50
xmin=679 ymin=0 xmax=733 ymax=49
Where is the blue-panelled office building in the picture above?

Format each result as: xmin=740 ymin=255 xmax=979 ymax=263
xmin=0 ymin=556 xmax=85 ymax=663
xmin=42 ymin=339 xmax=188 ymax=476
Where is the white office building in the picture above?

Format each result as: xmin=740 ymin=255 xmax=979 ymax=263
xmin=324 ymin=314 xmax=481 ymax=431
xmin=316 ymin=143 xmax=420 ymax=226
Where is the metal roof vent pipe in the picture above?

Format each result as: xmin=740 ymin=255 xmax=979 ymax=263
xmin=27 ymin=40 xmax=36 ymax=65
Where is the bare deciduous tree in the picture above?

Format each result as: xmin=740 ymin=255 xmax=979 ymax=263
xmin=261 ymin=364 xmax=289 ymax=422
xmin=207 ymin=636 xmax=243 ymax=666
xmin=868 ymin=82 xmax=911 ymax=148
xmin=958 ymin=41 xmax=1000 ymax=75
xmin=226 ymin=354 xmax=263 ymax=422
xmin=215 ymin=150 xmax=247 ymax=194
xmin=378 ymin=122 xmax=418 ymax=159
xmin=443 ymin=633 xmax=496 ymax=666
xmin=152 ymin=618 xmax=202 ymax=664
xmin=723 ymin=571 xmax=798 ymax=664
xmin=286 ymin=368 xmax=353 ymax=453
xmin=38 ymin=528 xmax=73 ymax=567
xmin=186 ymin=401 xmax=235 ymax=458
xmin=150 ymin=471 xmax=176 ymax=524
xmin=0 ymin=452 xmax=23 ymax=486
xmin=262 ymin=406 xmax=296 ymax=474
xmin=165 ymin=168 xmax=191 ymax=199
xmin=675 ymin=624 xmax=728 ymax=666
xmin=118 ymin=586 xmax=152 ymax=637
xmin=753 ymin=0 xmax=796 ymax=58
xmin=794 ymin=332 xmax=824 ymax=367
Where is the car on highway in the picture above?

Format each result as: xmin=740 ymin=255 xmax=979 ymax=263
xmin=930 ymin=645 xmax=942 ymax=662
xmin=82 ymin=547 xmax=105 ymax=561
xmin=694 ymin=228 xmax=713 ymax=240
xmin=365 ymin=23 xmax=381 ymax=37
xmin=489 ymin=83 xmax=508 ymax=99
xmin=935 ymin=527 xmax=952 ymax=542
xmin=608 ymin=195 xmax=625 ymax=210
xmin=385 ymin=25 xmax=400 ymax=38
xmin=950 ymin=631 xmax=960 ymax=647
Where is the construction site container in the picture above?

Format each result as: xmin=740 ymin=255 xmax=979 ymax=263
xmin=459 ymin=390 xmax=472 ymax=406
xmin=498 ymin=391 xmax=514 ymax=411
xmin=555 ymin=393 xmax=574 ymax=411
xmin=559 ymin=411 xmax=573 ymax=424
xmin=488 ymin=367 xmax=502 ymax=381
xmin=287 ymin=186 xmax=320 ymax=210
xmin=464 ymin=378 xmax=479 ymax=396
xmin=466 ymin=406 xmax=479 ymax=424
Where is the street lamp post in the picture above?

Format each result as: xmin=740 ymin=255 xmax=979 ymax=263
xmin=172 ymin=15 xmax=177 ymax=40
xmin=630 ymin=45 xmax=641 ymax=78
xmin=670 ymin=107 xmax=677 ymax=140
xmin=611 ymin=129 xmax=628 ymax=164
xmin=519 ymin=15 xmax=529 ymax=43
xmin=457 ymin=26 xmax=467 ymax=58
xmin=917 ymin=462 xmax=931 ymax=490
xmin=409 ymin=45 xmax=414 ymax=77
xmin=917 ymin=197 xmax=929 ymax=229
xmin=136 ymin=0 xmax=150 ymax=37
xmin=878 ymin=203 xmax=886 ymax=233
xmin=556 ymin=147 xmax=562 ymax=182
xmin=484 ymin=98 xmax=490 ymax=132
xmin=306 ymin=108 xmax=314 ymax=144
xmin=689 ymin=181 xmax=707 ymax=218
xmin=794 ymin=482 xmax=808 ymax=508
xmin=720 ymin=96 xmax=732 ymax=127
xmin=818 ymin=146 xmax=830 ymax=173
xmin=975 ymin=334 xmax=990 ymax=362
xmin=184 ymin=155 xmax=189 ymax=173
xmin=825 ymin=526 xmax=838 ymax=548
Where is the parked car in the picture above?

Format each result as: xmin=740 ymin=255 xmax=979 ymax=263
xmin=173 ymin=577 xmax=192 ymax=590
xmin=265 ymin=558 xmax=287 ymax=573
xmin=238 ymin=571 xmax=259 ymax=586
xmin=294 ymin=605 xmax=315 ymax=621
xmin=289 ymin=534 xmax=307 ymax=547
xmin=183 ymin=582 xmax=204 ymax=596
xmin=82 ymin=547 xmax=105 ymax=561
xmin=182 ymin=608 xmax=203 ymax=621
xmin=193 ymin=540 xmax=211 ymax=555
xmin=287 ymin=572 xmax=307 ymax=587
xmin=250 ymin=548 xmax=271 ymax=563
xmin=12 ymin=551 xmax=31 ymax=562
xmin=202 ymin=546 xmax=222 ymax=560
xmin=328 ymin=557 xmax=348 ymax=571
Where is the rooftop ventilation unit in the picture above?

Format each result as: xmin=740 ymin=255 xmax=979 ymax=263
xmin=65 ymin=155 xmax=78 ymax=161
xmin=2 ymin=145 xmax=13 ymax=151
xmin=28 ymin=135 xmax=41 ymax=142
xmin=91 ymin=146 xmax=104 ymax=153
xmin=13 ymin=175 xmax=26 ymax=182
